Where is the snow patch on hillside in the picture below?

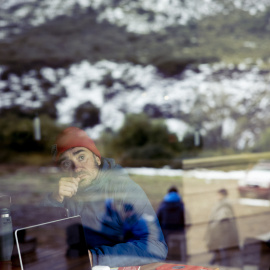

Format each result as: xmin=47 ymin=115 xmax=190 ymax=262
xmin=1 ymin=59 xmax=270 ymax=148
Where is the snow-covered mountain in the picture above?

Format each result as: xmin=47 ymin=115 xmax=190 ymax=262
xmin=1 ymin=60 xmax=270 ymax=149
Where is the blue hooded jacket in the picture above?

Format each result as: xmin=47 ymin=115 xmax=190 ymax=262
xmin=42 ymin=158 xmax=168 ymax=267
xmin=157 ymin=191 xmax=185 ymax=232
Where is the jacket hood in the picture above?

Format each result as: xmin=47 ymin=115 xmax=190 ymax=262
xmin=83 ymin=157 xmax=124 ymax=191
xmin=100 ymin=157 xmax=117 ymax=170
xmin=164 ymin=191 xmax=181 ymax=202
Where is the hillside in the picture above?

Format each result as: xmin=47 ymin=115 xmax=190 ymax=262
xmin=0 ymin=0 xmax=270 ymax=154
xmin=1 ymin=1 xmax=270 ymax=71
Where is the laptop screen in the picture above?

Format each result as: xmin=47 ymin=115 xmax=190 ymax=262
xmin=15 ymin=216 xmax=91 ymax=270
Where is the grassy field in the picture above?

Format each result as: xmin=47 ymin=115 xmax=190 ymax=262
xmin=0 ymin=166 xmax=182 ymax=212
xmin=130 ymin=174 xmax=183 ymax=211
xmin=0 ymin=166 xmax=59 ymax=206
xmin=0 ymin=162 xmax=267 ymax=222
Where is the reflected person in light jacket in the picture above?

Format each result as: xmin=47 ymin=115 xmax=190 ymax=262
xmin=42 ymin=127 xmax=168 ymax=267
xmin=205 ymin=188 xmax=240 ymax=266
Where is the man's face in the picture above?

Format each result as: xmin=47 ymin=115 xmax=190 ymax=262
xmin=217 ymin=192 xmax=225 ymax=201
xmin=58 ymin=147 xmax=101 ymax=189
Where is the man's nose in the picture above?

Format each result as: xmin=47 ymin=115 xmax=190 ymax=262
xmin=73 ymin=162 xmax=82 ymax=173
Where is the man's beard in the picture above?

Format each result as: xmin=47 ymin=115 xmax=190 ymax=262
xmin=77 ymin=172 xmax=98 ymax=190
xmin=76 ymin=162 xmax=99 ymax=190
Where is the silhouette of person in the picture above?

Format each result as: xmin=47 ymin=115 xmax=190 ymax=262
xmin=157 ymin=186 xmax=187 ymax=262
xmin=205 ymin=188 xmax=241 ymax=266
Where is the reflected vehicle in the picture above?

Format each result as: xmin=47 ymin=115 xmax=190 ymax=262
xmin=238 ymin=160 xmax=270 ymax=199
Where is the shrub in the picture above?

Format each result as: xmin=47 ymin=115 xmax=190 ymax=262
xmin=101 ymin=113 xmax=181 ymax=160
xmin=0 ymin=113 xmax=65 ymax=163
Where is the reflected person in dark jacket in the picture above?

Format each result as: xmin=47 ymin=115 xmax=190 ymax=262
xmin=157 ymin=186 xmax=187 ymax=262
xmin=42 ymin=127 xmax=167 ymax=267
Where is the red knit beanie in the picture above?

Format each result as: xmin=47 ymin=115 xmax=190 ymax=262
xmin=55 ymin=127 xmax=101 ymax=160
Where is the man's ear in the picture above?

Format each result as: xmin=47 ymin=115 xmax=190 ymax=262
xmin=95 ymin=155 xmax=101 ymax=166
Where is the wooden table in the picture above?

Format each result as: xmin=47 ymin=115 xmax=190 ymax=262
xmin=141 ymin=262 xmax=219 ymax=270
xmin=141 ymin=263 xmax=168 ymax=270
xmin=0 ymin=261 xmax=14 ymax=270
xmin=5 ymin=260 xmax=219 ymax=270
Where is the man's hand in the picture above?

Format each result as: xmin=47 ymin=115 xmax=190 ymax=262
xmin=52 ymin=177 xmax=80 ymax=203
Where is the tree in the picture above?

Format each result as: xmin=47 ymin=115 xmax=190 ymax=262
xmin=0 ymin=113 xmax=64 ymax=162
xmin=143 ymin=104 xmax=163 ymax=118
xmin=104 ymin=113 xmax=181 ymax=160
xmin=252 ymin=127 xmax=270 ymax=152
xmin=188 ymin=88 xmax=234 ymax=150
xmin=73 ymin=101 xmax=100 ymax=128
